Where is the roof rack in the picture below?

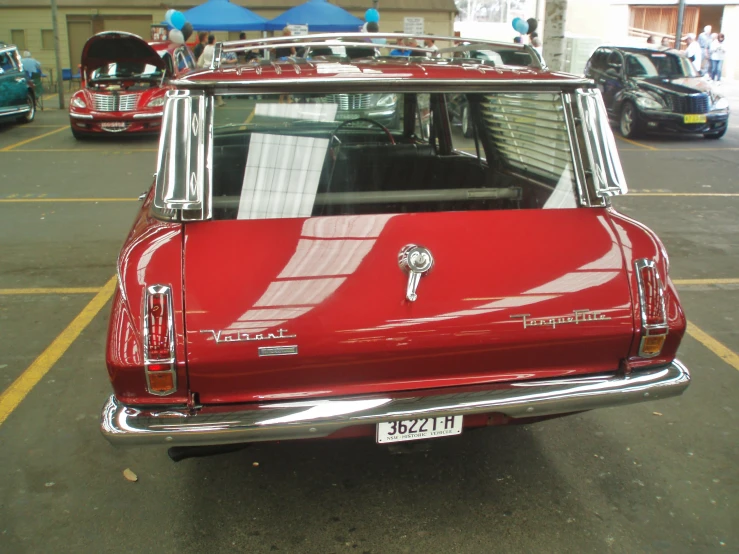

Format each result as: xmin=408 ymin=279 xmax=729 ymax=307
xmin=212 ymin=32 xmax=541 ymax=70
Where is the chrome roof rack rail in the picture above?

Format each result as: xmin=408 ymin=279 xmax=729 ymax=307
xmin=213 ymin=32 xmax=541 ymax=69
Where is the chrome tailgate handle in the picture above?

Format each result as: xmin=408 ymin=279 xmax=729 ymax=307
xmin=398 ymin=245 xmax=434 ymax=302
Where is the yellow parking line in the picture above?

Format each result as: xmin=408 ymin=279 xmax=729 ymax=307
xmin=0 ymin=276 xmax=117 ymax=427
xmin=0 ymin=126 xmax=68 ymax=152
xmin=687 ymin=320 xmax=739 ymax=372
xmin=617 ymin=136 xmax=657 ymax=151
xmin=0 ymin=198 xmax=136 ymax=203
xmin=629 ymin=193 xmax=739 ymax=197
xmin=0 ymin=287 xmax=101 ymax=295
xmin=0 ymin=148 xmax=157 ymax=153
xmin=674 ymin=278 xmax=739 ymax=286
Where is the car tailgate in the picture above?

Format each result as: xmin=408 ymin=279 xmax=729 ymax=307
xmin=183 ymin=209 xmax=635 ymax=403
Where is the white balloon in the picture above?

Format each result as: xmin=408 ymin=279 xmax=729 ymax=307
xmin=169 ymin=29 xmax=185 ymax=45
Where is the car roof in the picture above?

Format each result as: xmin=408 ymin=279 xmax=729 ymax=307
xmin=597 ymin=45 xmax=684 ymax=56
xmin=172 ymin=33 xmax=589 ymax=89
xmin=184 ymin=59 xmax=578 ymax=82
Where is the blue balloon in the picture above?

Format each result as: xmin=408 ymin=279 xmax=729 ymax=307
xmin=170 ymin=11 xmax=186 ymax=31
xmin=164 ymin=9 xmax=176 ymax=26
xmin=365 ymin=9 xmax=380 ymax=23
xmin=512 ymin=17 xmax=529 ymax=35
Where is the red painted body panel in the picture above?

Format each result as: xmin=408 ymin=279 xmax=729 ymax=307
xmin=182 ymin=209 xmax=637 ymax=404
xmin=106 ymin=193 xmax=188 ymax=405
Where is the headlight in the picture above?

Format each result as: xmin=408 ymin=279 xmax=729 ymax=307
xmin=636 ymin=96 xmax=665 ymax=110
xmin=376 ymin=94 xmax=397 ymax=107
xmin=147 ymin=97 xmax=165 ymax=108
xmin=71 ymin=96 xmax=86 ymax=109
xmin=712 ymin=97 xmax=729 ymax=111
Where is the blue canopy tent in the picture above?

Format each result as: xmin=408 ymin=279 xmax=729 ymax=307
xmin=266 ymin=0 xmax=364 ymax=32
xmin=184 ymin=0 xmax=269 ymax=32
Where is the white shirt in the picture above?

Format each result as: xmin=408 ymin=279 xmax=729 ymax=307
xmin=710 ymin=39 xmax=726 ymax=61
xmin=198 ymin=44 xmax=215 ymax=68
xmin=685 ymin=41 xmax=702 ymax=72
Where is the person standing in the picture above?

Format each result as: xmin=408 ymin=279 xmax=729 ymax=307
xmin=193 ymin=32 xmax=208 ymax=60
xmin=698 ymin=25 xmax=712 ymax=75
xmin=710 ymin=33 xmax=726 ymax=83
xmin=20 ymin=51 xmax=41 ymax=77
xmin=684 ymin=34 xmax=702 ymax=74
xmin=274 ymin=27 xmax=296 ymax=60
xmin=197 ymin=34 xmax=216 ymax=67
xmin=390 ymin=35 xmax=411 ymax=56
xmin=424 ymin=36 xmax=439 ymax=58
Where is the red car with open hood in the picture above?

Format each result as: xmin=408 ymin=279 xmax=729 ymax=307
xmin=69 ymin=31 xmax=196 ymax=139
xmin=99 ymin=34 xmax=690 ymax=462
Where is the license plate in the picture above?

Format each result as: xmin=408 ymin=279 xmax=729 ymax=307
xmin=684 ymin=114 xmax=707 ymax=124
xmin=376 ymin=415 xmax=463 ymax=444
xmin=101 ymin=122 xmax=127 ymax=131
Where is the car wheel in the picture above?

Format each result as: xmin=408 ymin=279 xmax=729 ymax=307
xmin=71 ymin=128 xmax=88 ymax=140
xmin=704 ymin=128 xmax=727 ymax=139
xmin=619 ymin=102 xmax=642 ymax=138
xmin=19 ymin=93 xmax=35 ymax=124
xmin=462 ymin=104 xmax=474 ymax=138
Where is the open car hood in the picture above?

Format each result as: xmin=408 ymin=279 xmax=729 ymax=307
xmin=80 ymin=31 xmax=166 ymax=74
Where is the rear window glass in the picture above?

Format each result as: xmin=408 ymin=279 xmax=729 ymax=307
xmin=210 ymin=91 xmax=578 ymax=220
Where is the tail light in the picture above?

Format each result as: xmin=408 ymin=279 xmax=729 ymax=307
xmin=634 ymin=259 xmax=668 ymax=358
xmin=143 ymin=285 xmax=177 ymax=395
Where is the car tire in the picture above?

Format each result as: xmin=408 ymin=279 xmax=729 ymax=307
xmin=619 ymin=102 xmax=642 ymax=138
xmin=71 ymin=128 xmax=88 ymax=140
xmin=704 ymin=128 xmax=727 ymax=139
xmin=18 ymin=93 xmax=35 ymax=124
xmin=462 ymin=104 xmax=474 ymax=138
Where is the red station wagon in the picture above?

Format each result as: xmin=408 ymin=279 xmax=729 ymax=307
xmin=69 ymin=31 xmax=196 ymax=139
xmin=100 ymin=34 xmax=690 ymax=461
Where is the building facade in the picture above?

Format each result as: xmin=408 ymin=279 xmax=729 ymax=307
xmin=0 ymin=0 xmax=457 ymax=72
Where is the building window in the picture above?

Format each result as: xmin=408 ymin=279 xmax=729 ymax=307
xmin=41 ymin=29 xmax=54 ymax=50
xmin=455 ymin=0 xmax=536 ymax=24
xmin=11 ymin=29 xmax=26 ymax=50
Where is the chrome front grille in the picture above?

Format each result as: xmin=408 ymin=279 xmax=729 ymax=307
xmin=91 ymin=93 xmax=138 ymax=112
xmin=118 ymin=94 xmax=137 ymax=111
xmin=325 ymin=93 xmax=372 ymax=111
xmin=666 ymin=93 xmax=710 ymax=114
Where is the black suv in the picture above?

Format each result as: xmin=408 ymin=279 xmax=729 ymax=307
xmin=0 ymin=44 xmax=35 ymax=124
xmin=585 ymin=46 xmax=728 ymax=139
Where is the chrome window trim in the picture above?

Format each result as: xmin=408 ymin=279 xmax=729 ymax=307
xmin=172 ymin=78 xmax=593 ymax=91
xmin=153 ymin=89 xmax=206 ymax=215
xmin=142 ymin=284 xmax=177 ymax=396
xmin=560 ymin=92 xmax=590 ymax=207
xmin=575 ymin=88 xmax=628 ymax=198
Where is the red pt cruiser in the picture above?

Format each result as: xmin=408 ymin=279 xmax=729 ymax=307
xmin=69 ymin=31 xmax=196 ymax=139
xmin=99 ymin=34 xmax=690 ymax=461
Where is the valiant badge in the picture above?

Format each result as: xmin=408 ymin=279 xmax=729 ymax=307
xmin=399 ymin=244 xmax=434 ymax=302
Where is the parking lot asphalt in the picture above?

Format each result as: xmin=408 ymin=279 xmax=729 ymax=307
xmin=0 ymin=100 xmax=738 ymax=554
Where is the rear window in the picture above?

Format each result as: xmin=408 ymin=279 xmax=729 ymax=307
xmin=210 ymin=91 xmax=579 ymax=220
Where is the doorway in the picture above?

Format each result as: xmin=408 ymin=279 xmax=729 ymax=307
xmin=67 ymin=18 xmax=92 ymax=69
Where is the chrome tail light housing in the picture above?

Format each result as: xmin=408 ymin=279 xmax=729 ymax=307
xmin=634 ymin=259 xmax=668 ymax=358
xmin=143 ymin=285 xmax=177 ymax=395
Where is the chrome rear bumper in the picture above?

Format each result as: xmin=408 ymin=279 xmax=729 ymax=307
xmin=100 ymin=360 xmax=690 ymax=447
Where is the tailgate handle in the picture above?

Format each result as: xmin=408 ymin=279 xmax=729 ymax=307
xmin=398 ymin=245 xmax=434 ymax=302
